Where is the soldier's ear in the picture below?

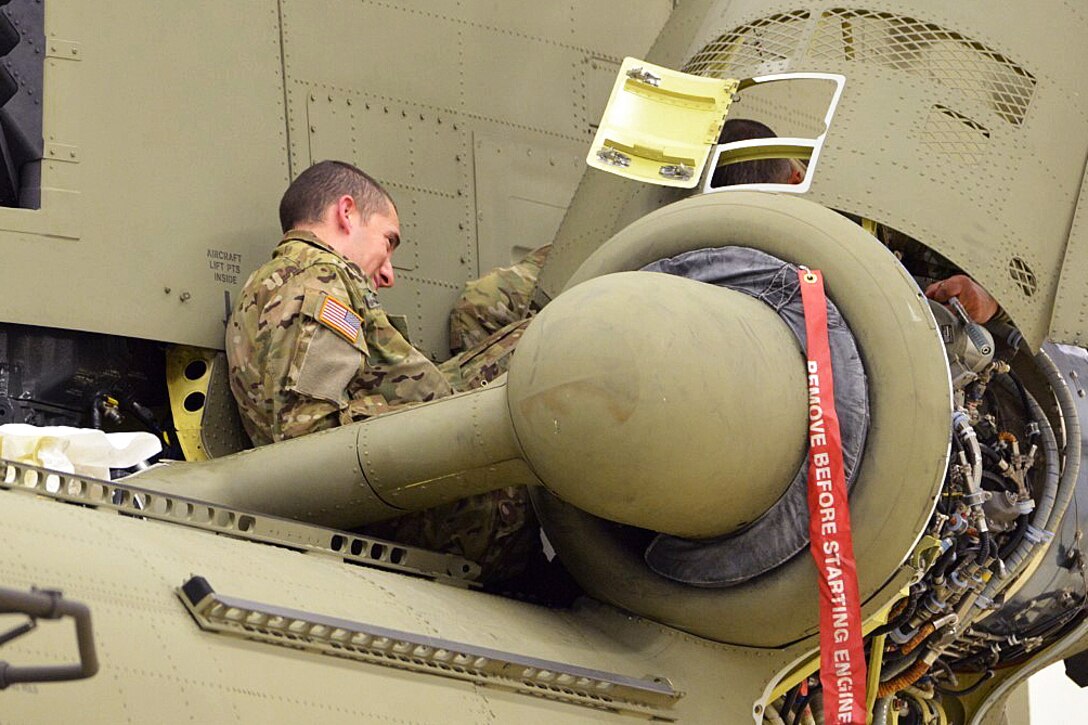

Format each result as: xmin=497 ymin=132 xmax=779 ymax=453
xmin=335 ymin=195 xmax=357 ymax=232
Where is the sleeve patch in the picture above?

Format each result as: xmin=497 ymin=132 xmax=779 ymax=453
xmin=291 ymin=326 xmax=362 ymax=405
xmin=318 ymin=295 xmax=363 ymax=343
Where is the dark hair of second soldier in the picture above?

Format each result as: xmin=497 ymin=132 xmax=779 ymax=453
xmin=710 ymin=118 xmax=793 ymax=188
xmin=278 ymin=160 xmax=396 ymax=233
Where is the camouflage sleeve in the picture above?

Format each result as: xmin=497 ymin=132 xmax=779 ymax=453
xmin=440 ymin=317 xmax=531 ymax=392
xmin=343 ymin=303 xmax=454 ymax=420
xmin=448 ymin=244 xmax=551 ymax=354
xmin=267 ymin=265 xmax=368 ymax=441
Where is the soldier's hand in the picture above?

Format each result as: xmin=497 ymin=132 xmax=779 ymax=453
xmin=925 ymin=274 xmax=999 ymax=323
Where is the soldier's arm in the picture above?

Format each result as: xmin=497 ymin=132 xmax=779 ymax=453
xmin=266 ymin=264 xmax=369 ymax=441
xmin=924 ymin=274 xmax=1001 ymax=324
xmin=343 ymin=301 xmax=454 ymax=420
xmin=448 ymin=245 xmax=551 ymax=355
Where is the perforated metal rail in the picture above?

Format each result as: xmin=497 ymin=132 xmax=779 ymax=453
xmin=179 ymin=576 xmax=682 ymax=719
xmin=0 ymin=458 xmax=480 ymax=583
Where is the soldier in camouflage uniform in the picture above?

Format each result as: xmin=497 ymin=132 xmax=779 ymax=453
xmin=227 ymin=160 xmax=538 ymax=582
xmin=449 ymin=245 xmax=551 ymax=355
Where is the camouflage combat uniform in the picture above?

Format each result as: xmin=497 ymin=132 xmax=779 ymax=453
xmin=449 ymin=244 xmax=551 ymax=354
xmin=227 ymin=230 xmax=452 ymax=445
xmin=227 ymin=230 xmax=538 ymax=582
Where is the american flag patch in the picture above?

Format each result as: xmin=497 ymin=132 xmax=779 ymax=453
xmin=317 ymin=295 xmax=362 ymax=343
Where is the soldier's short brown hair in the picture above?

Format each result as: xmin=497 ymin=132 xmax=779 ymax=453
xmin=279 ymin=160 xmax=395 ymax=232
xmin=710 ymin=119 xmax=793 ymax=188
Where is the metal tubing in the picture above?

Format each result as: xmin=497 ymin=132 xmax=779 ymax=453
xmin=0 ymin=586 xmax=98 ymax=688
xmin=1035 ymin=348 xmax=1082 ymax=533
xmin=131 ymin=383 xmax=540 ymax=529
xmin=356 ymin=382 xmax=540 ymax=514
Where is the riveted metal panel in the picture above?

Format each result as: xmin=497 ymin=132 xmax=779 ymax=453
xmin=405 ymin=110 xmax=473 ymax=199
xmin=345 ymin=98 xmax=416 ymax=187
xmin=298 ymin=88 xmax=478 ymax=356
xmin=278 ymin=0 xmax=670 ymax=358
xmin=460 ymin=27 xmax=584 ymax=136
xmin=281 ymin=0 xmax=462 ymax=111
xmin=306 ymin=92 xmax=353 ymax=166
xmin=571 ymin=0 xmax=675 ymax=61
xmin=1049 ymin=157 xmax=1088 ymax=347
xmin=474 ymin=135 xmax=585 ymax=273
xmin=410 ymin=193 xmax=475 ymax=280
xmin=461 ymin=0 xmax=572 ymax=39
xmin=0 ymin=1 xmax=289 ymax=348
xmin=580 ymin=56 xmax=622 ymax=132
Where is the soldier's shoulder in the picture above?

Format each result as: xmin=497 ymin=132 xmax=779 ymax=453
xmin=248 ymin=252 xmax=356 ymax=297
xmin=277 ymin=239 xmax=355 ymax=274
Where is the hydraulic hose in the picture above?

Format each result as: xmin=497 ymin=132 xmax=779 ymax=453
xmin=878 ymin=659 xmax=930 ymax=698
xmin=997 ymin=515 xmax=1029 ymax=561
xmin=879 ymin=646 xmax=924 ymax=680
xmin=902 ymin=623 xmax=936 ymax=656
xmin=934 ymin=670 xmax=994 ymax=696
xmin=1034 ymin=348 xmax=1081 ymax=534
xmin=981 ymin=371 xmax=1062 ymax=603
xmin=874 ymin=591 xmax=920 ymax=636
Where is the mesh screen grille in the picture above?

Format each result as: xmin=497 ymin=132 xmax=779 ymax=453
xmin=682 ymin=8 xmax=1036 ymax=126
xmin=683 ymin=10 xmax=811 ymax=77
xmin=1008 ymin=257 xmax=1038 ymax=297
xmin=806 ymin=9 xmax=1035 ymax=124
xmin=920 ymin=105 xmax=991 ymax=165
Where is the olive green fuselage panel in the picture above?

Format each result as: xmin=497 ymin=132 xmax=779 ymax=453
xmin=0 ymin=0 xmax=670 ymax=356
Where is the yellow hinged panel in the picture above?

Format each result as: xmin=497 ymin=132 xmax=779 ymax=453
xmin=586 ymin=57 xmax=736 ymax=188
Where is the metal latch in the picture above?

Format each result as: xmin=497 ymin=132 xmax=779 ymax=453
xmin=586 ymin=57 xmax=738 ymax=189
xmin=587 ymin=59 xmax=847 ymax=195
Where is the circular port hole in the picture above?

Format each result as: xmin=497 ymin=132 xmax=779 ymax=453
xmin=183 ymin=391 xmax=206 ymax=412
xmin=184 ymin=359 xmax=209 ymax=380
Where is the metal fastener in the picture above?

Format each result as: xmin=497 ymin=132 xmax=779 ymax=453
xmin=659 ymin=163 xmax=693 ymax=181
xmin=596 ymin=147 xmax=631 ymax=168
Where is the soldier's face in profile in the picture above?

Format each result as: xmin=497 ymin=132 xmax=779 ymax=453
xmin=348 ymin=203 xmax=400 ymax=289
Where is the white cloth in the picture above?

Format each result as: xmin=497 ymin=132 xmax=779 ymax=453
xmin=0 ymin=424 xmax=161 ymax=484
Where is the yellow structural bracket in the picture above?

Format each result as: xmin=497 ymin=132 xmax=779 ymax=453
xmin=910 ymin=535 xmax=945 ymax=577
xmin=865 ymin=632 xmax=888 ymax=724
xmin=586 ymin=57 xmax=737 ymax=188
xmin=165 ymin=344 xmax=216 ymax=461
